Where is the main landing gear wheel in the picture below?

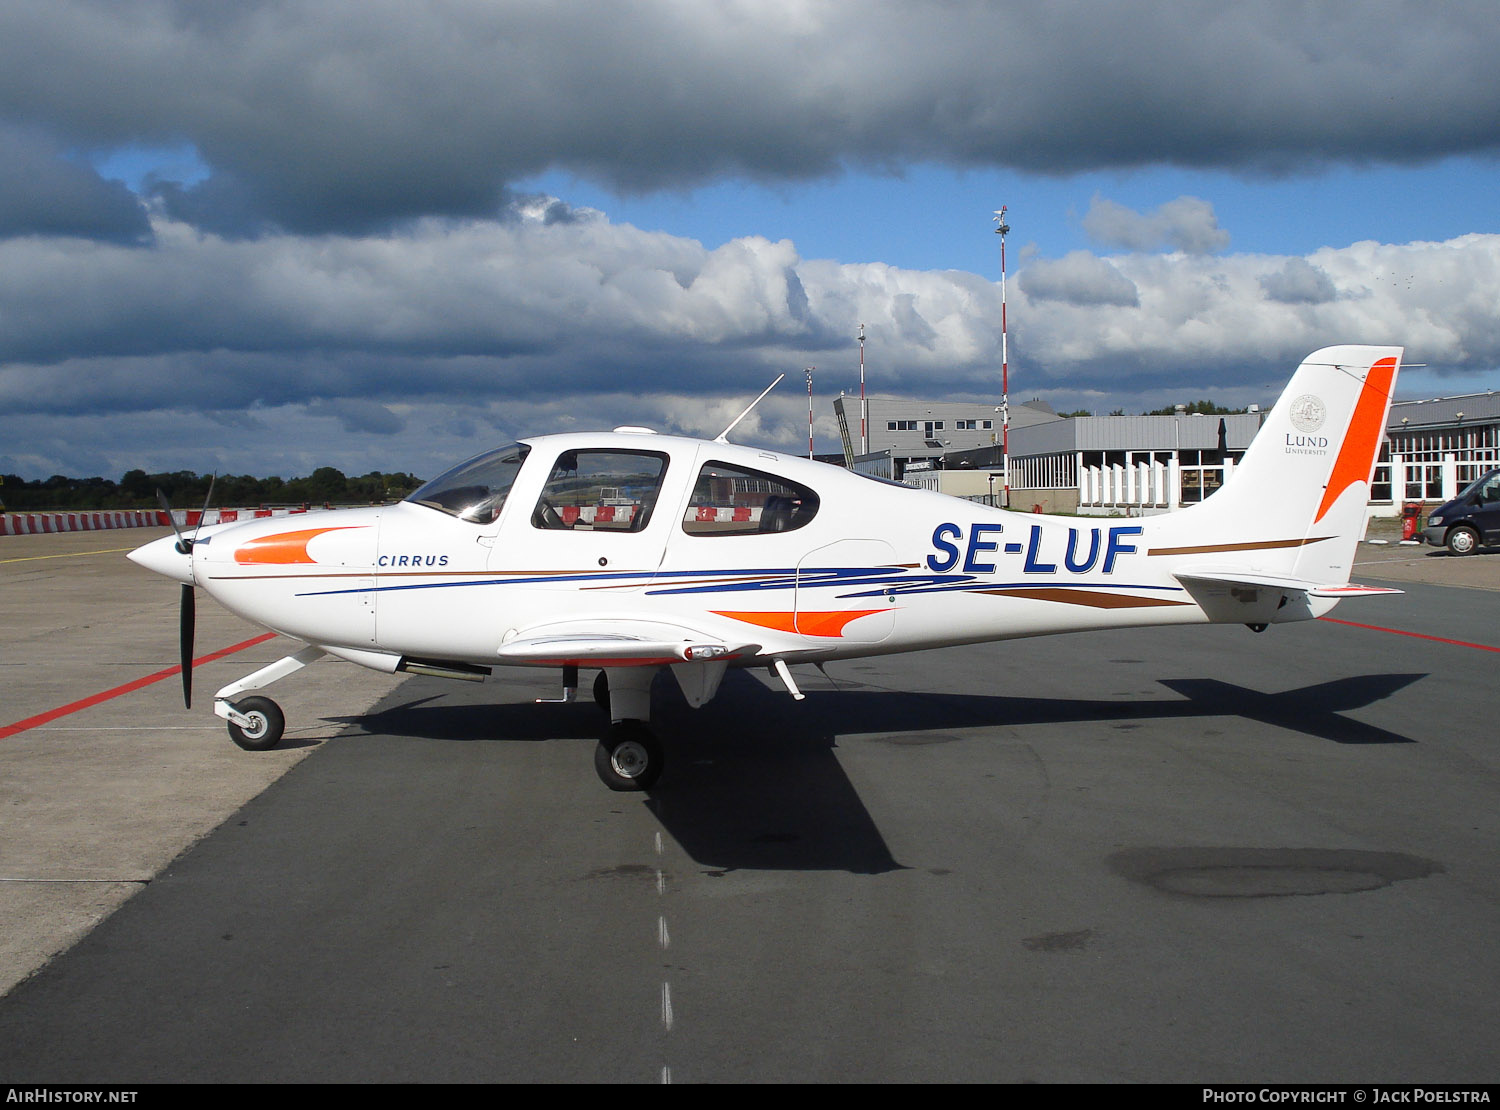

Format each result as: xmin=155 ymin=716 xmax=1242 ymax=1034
xmin=227 ymin=696 xmax=285 ymax=751
xmin=594 ymin=721 xmax=663 ymax=792
xmin=593 ymin=670 xmax=610 ymax=716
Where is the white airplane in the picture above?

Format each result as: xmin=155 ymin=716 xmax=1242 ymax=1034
xmin=130 ymin=344 xmax=1403 ymax=791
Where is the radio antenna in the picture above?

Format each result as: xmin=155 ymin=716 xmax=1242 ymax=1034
xmin=715 ymin=374 xmax=784 ymax=443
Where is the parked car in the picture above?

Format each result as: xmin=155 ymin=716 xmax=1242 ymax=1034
xmin=1421 ymin=468 xmax=1500 ymax=555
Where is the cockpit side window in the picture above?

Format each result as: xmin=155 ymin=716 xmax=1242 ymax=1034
xmin=530 ymin=450 xmax=669 ymax=532
xmin=681 ymin=460 xmax=820 ymax=536
xmin=406 ymin=444 xmax=531 ymax=525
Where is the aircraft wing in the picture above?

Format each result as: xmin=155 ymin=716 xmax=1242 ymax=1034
xmin=496 ymin=619 xmax=761 ymax=666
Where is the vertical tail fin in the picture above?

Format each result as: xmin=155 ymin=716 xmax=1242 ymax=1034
xmin=1167 ymin=345 xmax=1402 ymax=586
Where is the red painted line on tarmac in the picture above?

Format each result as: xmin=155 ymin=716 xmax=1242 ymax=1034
xmin=0 ymin=633 xmax=279 ymax=740
xmin=1320 ymin=617 xmax=1500 ymax=654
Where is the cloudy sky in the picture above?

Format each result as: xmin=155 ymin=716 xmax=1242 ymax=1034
xmin=2 ymin=0 xmax=1498 ymax=481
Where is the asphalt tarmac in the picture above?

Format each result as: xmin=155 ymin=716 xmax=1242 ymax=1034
xmin=1 ymin=525 xmax=1497 ymax=1083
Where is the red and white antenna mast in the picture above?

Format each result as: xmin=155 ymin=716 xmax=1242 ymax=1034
xmin=804 ymin=366 xmax=816 ymax=459
xmin=857 ymin=323 xmax=868 ymax=456
xmin=994 ymin=206 xmax=1011 ymax=508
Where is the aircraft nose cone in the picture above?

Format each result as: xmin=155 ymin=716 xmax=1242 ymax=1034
xmin=128 ymin=533 xmax=194 ymax=585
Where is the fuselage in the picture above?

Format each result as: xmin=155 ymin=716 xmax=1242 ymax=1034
xmin=132 ymin=425 xmax=1346 ymax=676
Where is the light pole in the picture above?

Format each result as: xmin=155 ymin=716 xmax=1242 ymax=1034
xmin=994 ymin=206 xmax=1010 ymax=508
xmin=805 ymin=367 xmax=816 ymax=459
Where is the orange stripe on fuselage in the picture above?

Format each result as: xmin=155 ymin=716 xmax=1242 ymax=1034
xmin=1314 ymin=356 xmax=1398 ymax=524
xmin=712 ymin=609 xmax=885 ymax=638
xmin=234 ymin=526 xmax=367 ymax=565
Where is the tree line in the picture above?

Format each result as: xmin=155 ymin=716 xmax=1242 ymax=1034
xmin=0 ymin=468 xmax=423 ymax=513
xmin=1059 ymin=400 xmax=1249 ymax=418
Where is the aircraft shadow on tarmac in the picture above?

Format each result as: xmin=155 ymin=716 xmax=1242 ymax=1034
xmin=328 ymin=668 xmax=1426 ymax=875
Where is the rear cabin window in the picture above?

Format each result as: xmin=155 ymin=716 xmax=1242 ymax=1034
xmin=530 ymin=449 xmax=669 ymax=532
xmin=681 ymin=461 xmax=820 ymax=536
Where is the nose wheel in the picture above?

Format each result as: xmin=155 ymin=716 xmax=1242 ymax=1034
xmin=225 ymin=696 xmax=286 ymax=751
xmin=594 ymin=721 xmax=663 ymax=791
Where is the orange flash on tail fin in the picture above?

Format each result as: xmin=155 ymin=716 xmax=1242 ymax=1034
xmin=1314 ymin=356 xmax=1399 ymax=524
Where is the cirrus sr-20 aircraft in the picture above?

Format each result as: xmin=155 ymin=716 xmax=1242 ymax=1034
xmin=130 ymin=345 xmax=1403 ymax=791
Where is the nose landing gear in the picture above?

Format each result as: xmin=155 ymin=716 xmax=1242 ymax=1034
xmin=213 ymin=644 xmax=325 ymax=752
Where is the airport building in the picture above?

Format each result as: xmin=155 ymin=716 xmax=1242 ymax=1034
xmin=832 ymin=395 xmax=1064 ymax=480
xmin=869 ymin=387 xmax=1500 ymax=518
xmin=1382 ymin=391 xmax=1500 ymax=505
xmin=902 ymin=409 xmax=1264 ymax=515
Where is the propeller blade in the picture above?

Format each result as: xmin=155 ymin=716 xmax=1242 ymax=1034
xmin=156 ymin=484 xmax=200 ymax=709
xmin=192 ymin=474 xmax=217 ymax=547
xmin=156 ymin=487 xmax=190 ymax=554
xmin=179 ymin=583 xmax=195 ymax=709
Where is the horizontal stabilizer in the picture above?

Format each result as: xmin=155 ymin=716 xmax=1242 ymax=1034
xmin=1176 ymin=568 xmax=1401 ymax=623
xmin=1303 ymin=583 xmax=1404 ymax=599
xmin=1175 ymin=569 xmax=1402 ymax=598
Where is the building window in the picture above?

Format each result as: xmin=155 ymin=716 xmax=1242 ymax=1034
xmin=1179 ymin=449 xmax=1228 ymax=505
xmin=1405 ymin=464 xmax=1444 ymax=501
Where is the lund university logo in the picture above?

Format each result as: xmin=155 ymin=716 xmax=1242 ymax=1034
xmin=1289 ymin=394 xmax=1326 ymax=434
xmin=1285 ymin=393 xmax=1330 ymax=453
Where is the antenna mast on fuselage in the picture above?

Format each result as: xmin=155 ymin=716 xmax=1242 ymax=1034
xmin=715 ymin=374 xmax=785 ymax=444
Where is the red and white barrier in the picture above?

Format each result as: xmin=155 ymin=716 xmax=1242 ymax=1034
xmin=561 ymin=505 xmax=638 ymax=526
xmin=0 ymin=505 xmax=326 ymax=537
xmin=0 ymin=510 xmax=168 ymax=536
xmin=1 ymin=503 xmax=772 ymax=538
xmin=176 ymin=508 xmax=308 ymax=528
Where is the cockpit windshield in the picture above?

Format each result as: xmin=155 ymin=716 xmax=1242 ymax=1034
xmin=406 ymin=443 xmax=531 ymax=524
